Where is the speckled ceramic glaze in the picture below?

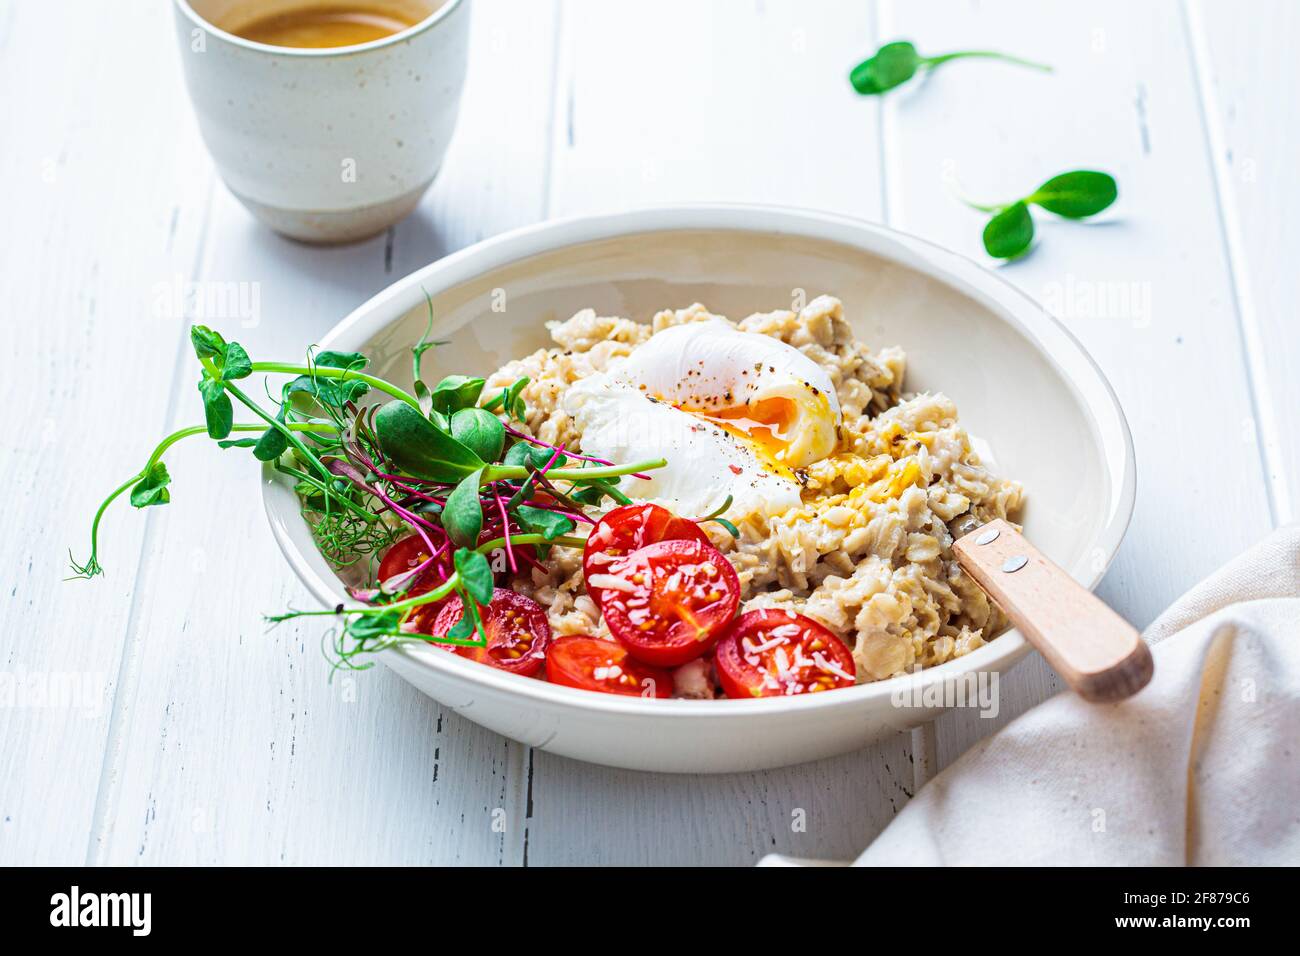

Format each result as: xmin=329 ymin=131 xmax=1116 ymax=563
xmin=173 ymin=0 xmax=469 ymax=243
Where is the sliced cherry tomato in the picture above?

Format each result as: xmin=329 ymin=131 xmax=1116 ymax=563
xmin=715 ymin=609 xmax=856 ymax=698
xmin=433 ymin=589 xmax=551 ymax=678
xmin=404 ymin=594 xmax=451 ymax=638
xmin=545 ymin=635 xmax=672 ymax=698
xmin=596 ymin=538 xmax=740 ymax=667
xmin=378 ymin=534 xmax=440 ymax=595
xmin=583 ymin=504 xmax=711 ymax=608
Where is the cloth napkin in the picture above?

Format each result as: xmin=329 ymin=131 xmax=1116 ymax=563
xmin=763 ymin=524 xmax=1300 ymax=866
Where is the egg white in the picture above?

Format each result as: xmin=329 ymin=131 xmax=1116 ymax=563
xmin=564 ymin=321 xmax=843 ymax=520
xmin=615 ymin=320 xmax=841 ymax=468
xmin=565 ymin=375 xmax=803 ymax=519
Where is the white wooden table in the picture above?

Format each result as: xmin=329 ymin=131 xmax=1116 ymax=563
xmin=2 ymin=0 xmax=1294 ymax=866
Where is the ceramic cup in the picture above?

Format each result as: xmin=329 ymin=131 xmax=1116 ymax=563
xmin=172 ymin=0 xmax=470 ymax=243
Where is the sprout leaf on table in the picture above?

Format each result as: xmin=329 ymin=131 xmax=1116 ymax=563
xmin=849 ymin=40 xmax=1050 ymax=96
xmin=964 ymin=170 xmax=1119 ymax=260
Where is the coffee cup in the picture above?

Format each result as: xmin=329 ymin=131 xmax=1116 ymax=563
xmin=172 ymin=0 xmax=470 ymax=243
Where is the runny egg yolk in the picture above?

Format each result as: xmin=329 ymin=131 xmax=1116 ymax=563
xmin=673 ymin=396 xmax=806 ymax=477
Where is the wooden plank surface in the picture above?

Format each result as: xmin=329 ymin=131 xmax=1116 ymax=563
xmin=877 ymin=0 xmax=1275 ymax=768
xmin=1191 ymin=0 xmax=1298 ymax=525
xmin=0 ymin=0 xmax=213 ymax=865
xmin=0 ymin=0 xmax=1291 ymax=866
xmin=87 ymin=0 xmax=560 ymax=865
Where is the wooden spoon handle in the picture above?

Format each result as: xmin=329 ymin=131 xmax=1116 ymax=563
xmin=953 ymin=519 xmax=1153 ymax=702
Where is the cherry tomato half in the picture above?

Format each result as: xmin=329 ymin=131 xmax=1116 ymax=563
xmin=714 ymin=609 xmax=856 ymax=698
xmin=545 ymin=636 xmax=672 ymax=698
xmin=433 ymin=588 xmax=552 ymax=678
xmin=582 ymin=504 xmax=711 ymax=608
xmin=378 ymin=534 xmax=440 ymax=596
xmin=405 ymin=597 xmax=451 ymax=637
xmin=596 ymin=538 xmax=740 ymax=667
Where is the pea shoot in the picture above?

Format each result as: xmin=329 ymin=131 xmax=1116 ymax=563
xmin=849 ymin=40 xmax=1050 ymax=96
xmin=70 ymin=300 xmax=666 ymax=673
xmin=961 ymin=170 xmax=1119 ymax=260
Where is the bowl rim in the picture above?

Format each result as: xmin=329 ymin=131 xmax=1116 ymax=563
xmin=261 ymin=202 xmax=1136 ymax=718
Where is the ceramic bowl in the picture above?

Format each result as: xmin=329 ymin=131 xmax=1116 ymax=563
xmin=262 ymin=204 xmax=1135 ymax=772
xmin=173 ymin=0 xmax=469 ymax=243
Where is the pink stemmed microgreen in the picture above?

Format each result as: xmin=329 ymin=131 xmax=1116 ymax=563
xmin=70 ymin=309 xmax=668 ymax=675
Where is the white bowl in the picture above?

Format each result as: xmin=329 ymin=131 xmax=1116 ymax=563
xmin=262 ymin=204 xmax=1135 ymax=773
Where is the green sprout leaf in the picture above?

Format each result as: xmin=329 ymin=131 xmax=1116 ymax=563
xmin=453 ymin=548 xmax=494 ymax=606
xmin=190 ymin=325 xmax=251 ymax=380
xmin=516 ymin=504 xmax=575 ymax=541
xmin=198 ymin=378 xmax=233 ymax=439
xmin=450 ymin=407 xmax=506 ymax=463
xmin=503 ymin=441 xmax=532 ymax=468
xmin=567 ymin=485 xmax=606 ymax=506
xmin=982 ymin=201 xmax=1035 ymax=259
xmin=252 ymin=425 xmax=289 ymax=462
xmin=222 ymin=342 xmax=253 ymax=380
xmin=445 ymin=610 xmax=476 ymax=641
xmin=437 ymin=591 xmax=487 ymax=645
xmin=281 ymin=349 xmax=369 ymax=409
xmin=1026 ymin=170 xmax=1118 ymax=219
xmin=284 ymin=374 xmax=369 ymax=409
xmin=129 ymin=462 xmax=172 ymax=508
xmin=344 ymin=610 xmax=404 ymax=647
xmin=527 ymin=445 xmax=567 ymax=469
xmin=442 ymin=468 xmax=485 ymax=547
xmin=429 ymin=375 xmax=485 ymax=416
xmin=190 ymin=325 xmax=227 ymax=361
xmin=849 ymin=40 xmax=920 ymax=94
xmin=962 ymin=170 xmax=1117 ymax=261
xmin=850 ymin=40 xmax=1050 ymax=96
xmin=315 ymin=350 xmax=368 ymax=372
xmin=373 ymin=400 xmax=485 ymax=482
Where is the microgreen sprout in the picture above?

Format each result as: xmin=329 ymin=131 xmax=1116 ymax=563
xmin=71 ymin=307 xmax=667 ymax=674
xmin=696 ymin=495 xmax=739 ymax=538
xmin=958 ymin=170 xmax=1119 ymax=260
xmin=849 ymin=40 xmax=1050 ymax=96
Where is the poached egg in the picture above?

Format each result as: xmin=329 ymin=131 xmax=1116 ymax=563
xmin=564 ymin=320 xmax=842 ymax=518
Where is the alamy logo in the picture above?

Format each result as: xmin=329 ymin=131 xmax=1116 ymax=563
xmin=49 ymin=886 xmax=151 ymax=936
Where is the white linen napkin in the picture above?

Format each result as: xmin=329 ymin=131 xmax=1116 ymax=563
xmin=763 ymin=524 xmax=1300 ymax=866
